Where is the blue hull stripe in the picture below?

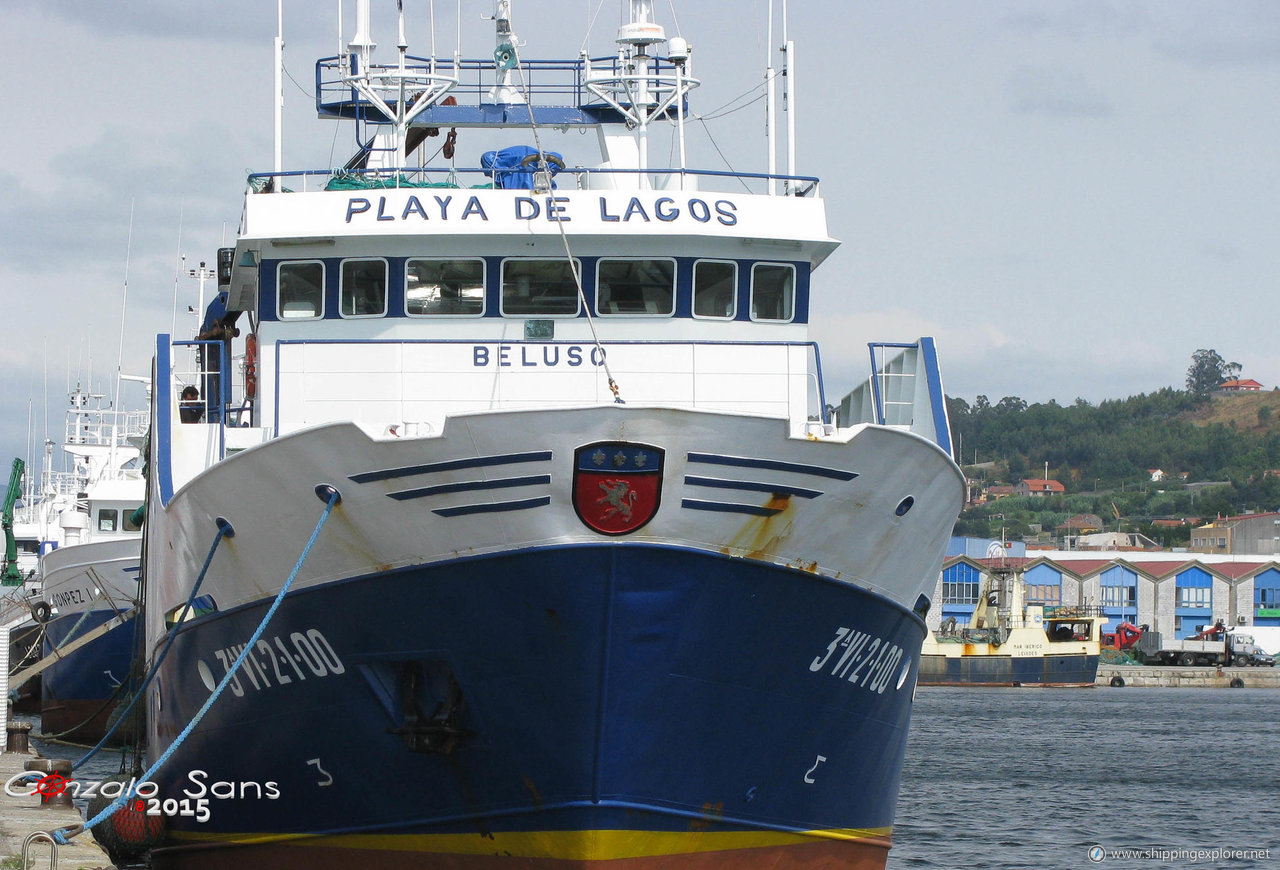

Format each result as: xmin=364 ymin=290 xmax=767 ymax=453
xmin=686 ymin=452 xmax=857 ymax=480
xmin=683 ymin=476 xmax=823 ymax=499
xmin=681 ymin=498 xmax=782 ymax=517
xmin=432 ymin=495 xmax=552 ymax=516
xmin=389 ymin=474 xmax=551 ymax=500
xmin=349 ymin=450 xmax=553 ymax=483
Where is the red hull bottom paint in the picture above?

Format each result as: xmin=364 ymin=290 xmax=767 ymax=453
xmin=150 ymin=837 xmax=892 ymax=870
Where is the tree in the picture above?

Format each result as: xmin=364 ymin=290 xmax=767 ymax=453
xmin=1186 ymin=349 xmax=1242 ymax=396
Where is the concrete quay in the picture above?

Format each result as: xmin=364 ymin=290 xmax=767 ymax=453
xmin=0 ymin=746 xmax=115 ymax=870
xmin=1097 ymin=664 xmax=1280 ymax=688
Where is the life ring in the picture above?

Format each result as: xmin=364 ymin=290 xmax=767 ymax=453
xmin=31 ymin=601 xmax=52 ymax=623
xmin=244 ymin=334 xmax=258 ymax=399
xmin=1109 ymin=675 xmax=1125 ymax=688
xmin=519 ymin=152 xmax=566 ymax=170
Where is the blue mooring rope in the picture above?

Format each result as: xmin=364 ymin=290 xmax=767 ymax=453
xmin=72 ymin=518 xmax=236 ymax=772
xmin=53 ymin=486 xmax=341 ymax=845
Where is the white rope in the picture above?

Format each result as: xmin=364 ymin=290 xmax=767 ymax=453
xmin=509 ymin=26 xmax=624 ymax=404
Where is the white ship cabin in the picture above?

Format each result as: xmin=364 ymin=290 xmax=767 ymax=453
xmin=157 ymin=1 xmax=950 ymax=490
xmin=50 ymin=388 xmax=148 ymax=549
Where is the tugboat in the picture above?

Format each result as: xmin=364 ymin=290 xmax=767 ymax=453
xmin=919 ymin=560 xmax=1104 ymax=687
xmin=136 ymin=2 xmax=964 ymax=867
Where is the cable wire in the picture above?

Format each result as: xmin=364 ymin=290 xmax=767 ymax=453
xmin=509 ymin=25 xmax=624 ymax=404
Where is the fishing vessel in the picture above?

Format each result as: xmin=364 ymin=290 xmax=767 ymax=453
xmin=919 ymin=561 xmax=1103 ymax=687
xmin=137 ymin=2 xmax=964 ymax=867
xmin=29 ymin=387 xmax=147 ymax=742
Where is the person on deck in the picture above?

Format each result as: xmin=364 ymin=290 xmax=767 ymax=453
xmin=179 ymin=386 xmax=204 ymax=423
xmin=196 ymin=290 xmax=241 ymax=423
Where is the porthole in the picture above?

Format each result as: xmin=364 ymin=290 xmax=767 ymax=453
xmin=895 ymin=496 xmax=915 ymax=517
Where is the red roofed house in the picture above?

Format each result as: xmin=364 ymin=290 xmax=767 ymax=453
xmin=1015 ymin=478 xmax=1065 ymax=497
xmin=1215 ymin=378 xmax=1262 ymax=393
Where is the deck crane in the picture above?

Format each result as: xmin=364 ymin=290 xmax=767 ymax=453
xmin=2 ymin=458 xmax=26 ymax=586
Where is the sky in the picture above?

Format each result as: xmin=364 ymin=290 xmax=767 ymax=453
xmin=1 ymin=0 xmax=1278 ymax=474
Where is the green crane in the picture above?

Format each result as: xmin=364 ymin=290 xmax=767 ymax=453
xmin=3 ymin=457 xmax=26 ymax=586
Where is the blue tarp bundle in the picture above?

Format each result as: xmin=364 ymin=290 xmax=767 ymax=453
xmin=481 ymin=145 xmax=564 ymax=190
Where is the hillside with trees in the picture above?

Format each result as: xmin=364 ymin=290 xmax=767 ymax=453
xmin=949 ymin=350 xmax=1280 ymax=548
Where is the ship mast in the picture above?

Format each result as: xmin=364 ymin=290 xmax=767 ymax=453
xmin=341 ymin=0 xmax=458 ymax=170
xmin=583 ymin=0 xmax=698 ymax=181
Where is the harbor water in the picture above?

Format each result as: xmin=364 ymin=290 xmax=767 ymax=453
xmin=890 ymin=687 xmax=1280 ymax=869
xmin=17 ymin=688 xmax=1278 ymax=868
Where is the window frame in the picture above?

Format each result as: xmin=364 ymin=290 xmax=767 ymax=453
xmin=339 ymin=257 xmax=390 ymax=319
xmin=97 ymin=508 xmax=119 ymax=533
xmin=749 ymin=261 xmax=797 ymax=323
xmin=594 ymin=257 xmax=677 ymax=318
xmin=691 ymin=258 xmax=738 ymax=320
xmin=404 ymin=257 xmax=487 ymax=318
xmin=500 ymin=258 xmax=583 ymax=318
xmin=276 ymin=260 xmax=326 ymax=321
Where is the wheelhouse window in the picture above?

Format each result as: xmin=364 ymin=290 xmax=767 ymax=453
xmin=277 ymin=261 xmax=324 ymax=320
xmin=501 ymin=259 xmax=581 ymax=316
xmin=123 ymin=507 xmax=143 ymax=533
xmin=1046 ymin=620 xmax=1093 ymax=642
xmin=341 ymin=259 xmax=388 ymax=318
xmin=596 ymin=258 xmax=675 ymax=316
xmin=750 ymin=263 xmax=795 ymax=322
xmin=406 ymin=258 xmax=485 ymax=316
xmin=98 ymin=509 xmax=118 ymax=533
xmin=693 ymin=260 xmax=736 ymax=319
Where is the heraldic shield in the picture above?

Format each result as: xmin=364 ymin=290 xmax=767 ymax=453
xmin=572 ymin=442 xmax=665 ymax=536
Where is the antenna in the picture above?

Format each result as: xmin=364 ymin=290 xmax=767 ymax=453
xmin=782 ymin=0 xmax=796 ymax=191
xmin=111 ymin=198 xmax=135 ymax=478
xmin=170 ymin=203 xmax=184 ymax=336
xmin=765 ymin=0 xmax=777 ymax=195
xmin=274 ymin=0 xmax=284 ymax=175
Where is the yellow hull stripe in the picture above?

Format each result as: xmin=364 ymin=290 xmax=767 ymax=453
xmin=170 ymin=826 xmax=893 ymax=858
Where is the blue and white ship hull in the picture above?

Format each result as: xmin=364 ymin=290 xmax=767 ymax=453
xmin=39 ymin=536 xmax=141 ymax=743
xmin=918 ymin=652 xmax=1100 ymax=687
xmin=134 ymin=4 xmax=967 ymax=866
xmin=148 ymin=544 xmax=921 ymax=868
xmin=143 ymin=405 xmax=961 ymax=868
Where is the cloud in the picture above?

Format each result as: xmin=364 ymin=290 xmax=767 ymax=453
xmin=1004 ymin=2 xmax=1146 ymax=41
xmin=1 ymin=1 xmax=325 ymax=43
xmin=1006 ymin=66 xmax=1112 ymax=117
xmin=1151 ymin=4 xmax=1280 ymax=67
